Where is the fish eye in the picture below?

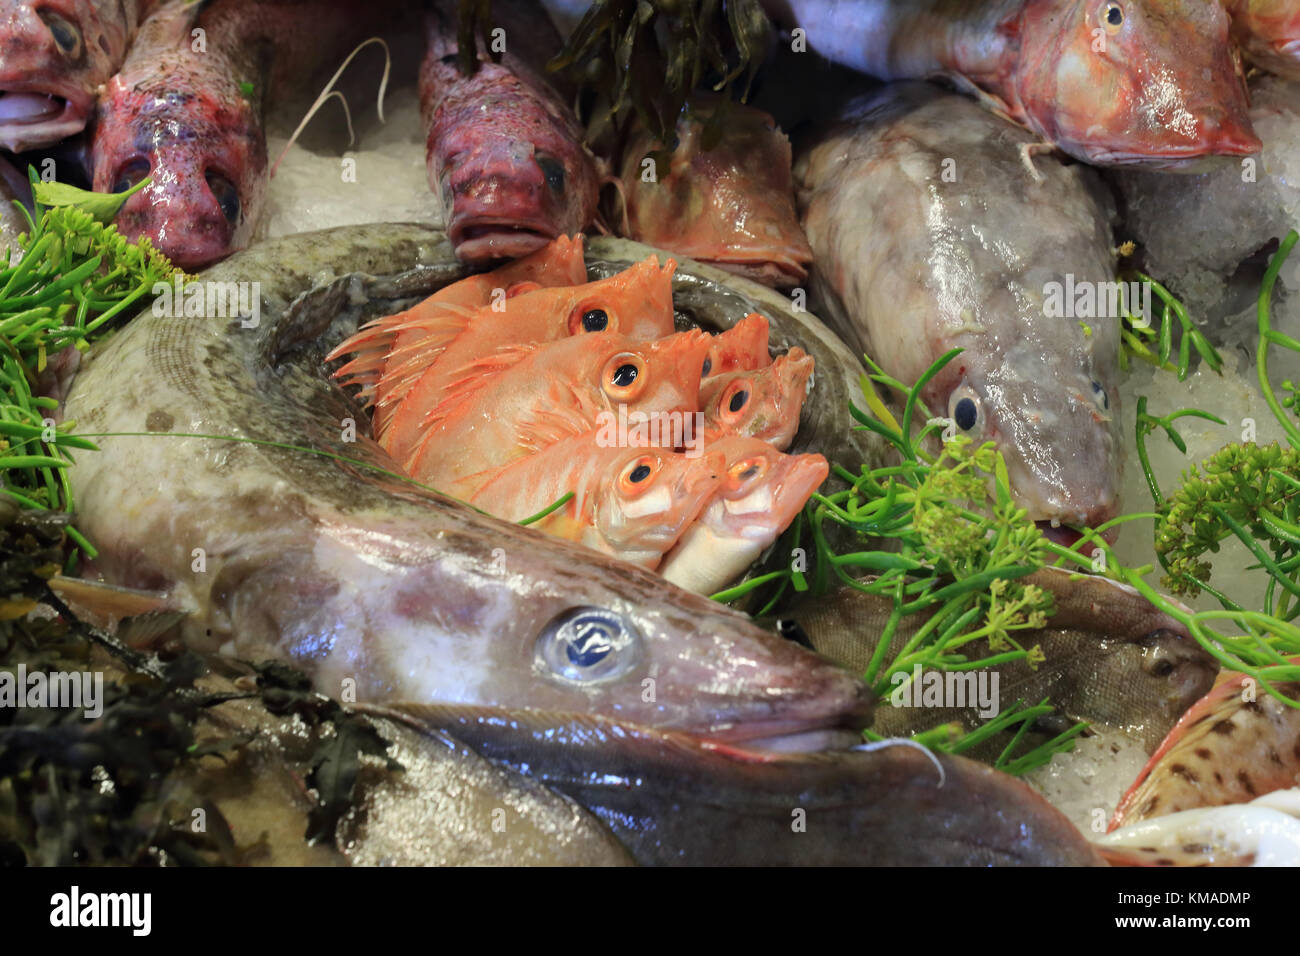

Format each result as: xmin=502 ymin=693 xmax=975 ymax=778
xmin=582 ymin=309 xmax=608 ymax=332
xmin=537 ymin=154 xmax=566 ymax=194
xmin=206 ymin=171 xmax=241 ymax=225
xmin=39 ymin=11 xmax=82 ymax=58
xmin=953 ymin=395 xmax=979 ymax=431
xmin=619 ymin=456 xmax=660 ymax=495
xmin=535 ymin=606 xmax=640 ymax=684
xmin=112 ymin=157 xmax=151 ymax=194
xmin=731 ymin=457 xmax=765 ymax=485
xmin=613 ymin=363 xmax=638 ymax=387
xmin=1091 ymin=379 xmax=1109 ymax=410
xmin=1100 ymin=2 xmax=1124 ymax=33
xmin=723 ymin=385 xmax=750 ymax=417
xmin=630 ymin=463 xmax=651 ymax=482
xmin=702 ymin=357 xmax=712 ymax=377
xmin=602 ymin=352 xmax=647 ymax=401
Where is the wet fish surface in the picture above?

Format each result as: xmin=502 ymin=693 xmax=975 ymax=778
xmin=764 ymin=0 xmax=1260 ymax=167
xmin=795 ymin=83 xmax=1123 ymax=540
xmin=1228 ymin=0 xmax=1300 ymax=78
xmin=62 ymin=222 xmax=875 ymax=749
xmin=0 ymin=0 xmax=148 ymax=152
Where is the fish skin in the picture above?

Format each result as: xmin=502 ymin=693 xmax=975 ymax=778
xmin=1098 ymin=793 xmax=1300 ymax=866
xmin=618 ymin=97 xmax=813 ymax=289
xmin=0 ymin=0 xmax=146 ymax=152
xmin=403 ymin=328 xmax=712 ymax=499
xmin=1110 ymin=661 xmax=1300 ymax=828
xmin=700 ymin=347 xmax=814 ymax=451
xmin=765 ymin=0 xmax=1260 ymax=168
xmin=361 ymin=704 xmax=1105 ymax=865
xmin=0 ymin=152 xmax=30 ymax=252
xmin=377 ymin=255 xmax=678 ymax=464
xmin=329 ymin=233 xmax=590 ymax=425
xmin=660 ymin=436 xmax=829 ymax=595
xmin=784 ymin=567 xmax=1218 ymax=752
xmin=421 ymin=0 xmax=600 ymax=265
xmin=703 ymin=312 xmax=772 ymax=379
xmin=470 ymin=434 xmax=728 ymax=569
xmin=795 ymin=83 xmax=1123 ymax=534
xmin=61 ymin=223 xmax=872 ymax=747
xmin=1228 ymin=0 xmax=1300 ymax=78
xmin=90 ymin=0 xmax=390 ymax=271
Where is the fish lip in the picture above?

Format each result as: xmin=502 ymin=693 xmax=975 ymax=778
xmin=703 ymin=714 xmax=871 ymax=753
xmin=1034 ymin=520 xmax=1118 ymax=549
xmin=448 ymin=218 xmax=558 ymax=262
xmin=1088 ymin=135 xmax=1262 ymax=167
xmin=706 ymin=257 xmax=810 ymax=288
xmin=0 ymin=82 xmax=85 ymax=152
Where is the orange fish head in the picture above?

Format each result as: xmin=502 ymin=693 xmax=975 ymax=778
xmin=1016 ymin=0 xmax=1261 ymax=168
xmin=592 ymin=448 xmax=726 ymax=561
xmin=547 ymin=256 xmax=677 ymax=341
xmin=702 ymin=348 xmax=815 ymax=450
xmin=704 ymin=313 xmax=772 ymax=378
xmin=600 ymin=329 xmax=712 ymax=417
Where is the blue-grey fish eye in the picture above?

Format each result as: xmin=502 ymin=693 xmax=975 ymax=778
xmin=1091 ymin=379 xmax=1108 ymax=410
xmin=954 ymin=397 xmax=978 ymax=431
xmin=536 ymin=606 xmax=640 ymax=683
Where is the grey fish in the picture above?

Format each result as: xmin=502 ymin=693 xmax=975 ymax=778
xmin=61 ymin=223 xmax=873 ymax=751
xmin=784 ymin=568 xmax=1218 ymax=752
xmin=795 ymin=83 xmax=1124 ymax=544
xmin=362 ymin=703 xmax=1105 ymax=865
xmin=0 ymin=153 xmax=30 ymax=254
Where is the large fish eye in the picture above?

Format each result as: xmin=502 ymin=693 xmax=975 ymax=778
xmin=950 ymin=389 xmax=981 ymax=432
xmin=535 ymin=606 xmax=640 ymax=684
xmin=568 ymin=304 xmax=610 ymax=334
xmin=1091 ymin=379 xmax=1109 ymax=411
xmin=618 ymin=456 xmax=660 ymax=496
xmin=112 ymin=158 xmax=151 ymax=194
xmin=206 ymin=171 xmax=241 ymax=226
xmin=613 ymin=364 xmax=638 ymax=387
xmin=38 ymin=11 xmax=83 ymax=58
xmin=1099 ymin=2 xmax=1124 ymax=33
xmin=702 ymin=357 xmax=712 ymax=377
xmin=536 ymin=154 xmax=566 ymax=194
xmin=603 ymin=352 xmax=647 ymax=401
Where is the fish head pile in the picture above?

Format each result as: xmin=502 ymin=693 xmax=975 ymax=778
xmin=620 ymin=100 xmax=813 ymax=288
xmin=1230 ymin=0 xmax=1300 ymax=78
xmin=926 ymin=340 xmax=1121 ymax=542
xmin=584 ymin=446 xmax=728 ymax=566
xmin=702 ymin=348 xmax=814 ymax=450
xmin=91 ymin=74 xmax=263 ymax=271
xmin=0 ymin=0 xmax=139 ymax=151
xmin=422 ymin=56 xmax=601 ymax=265
xmin=1014 ymin=0 xmax=1260 ymax=167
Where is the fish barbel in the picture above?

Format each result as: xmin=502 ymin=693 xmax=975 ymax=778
xmin=618 ymin=97 xmax=813 ymax=289
xmin=470 ymin=434 xmax=727 ymax=568
xmin=1228 ymin=0 xmax=1300 ymax=78
xmin=700 ymin=348 xmax=814 ymax=451
xmin=660 ymin=436 xmax=829 ymax=595
xmin=421 ymin=0 xmax=601 ymax=264
xmin=795 ymin=83 xmax=1123 ymax=540
xmin=766 ymin=0 xmax=1260 ymax=167
xmin=373 ymin=254 xmax=678 ymax=463
xmin=90 ymin=0 xmax=392 ymax=270
xmin=1110 ymin=660 xmax=1300 ymax=827
xmin=0 ymin=0 xmax=147 ymax=152
xmin=61 ymin=223 xmax=873 ymax=748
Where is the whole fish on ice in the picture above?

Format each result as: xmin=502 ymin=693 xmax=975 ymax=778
xmin=765 ymin=0 xmax=1261 ymax=167
xmin=0 ymin=0 xmax=148 ymax=151
xmin=795 ymin=83 xmax=1123 ymax=541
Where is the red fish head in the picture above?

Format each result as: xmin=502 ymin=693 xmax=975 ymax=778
xmin=707 ymin=437 xmax=828 ymax=536
xmin=704 ymin=313 xmax=772 ymax=378
xmin=1015 ymin=0 xmax=1261 ymax=167
xmin=1230 ymin=0 xmax=1300 ymax=77
xmin=0 ymin=0 xmax=137 ymax=151
xmin=601 ymin=328 xmax=713 ymax=419
xmin=702 ymin=348 xmax=814 ymax=451
xmin=92 ymin=78 xmax=264 ymax=271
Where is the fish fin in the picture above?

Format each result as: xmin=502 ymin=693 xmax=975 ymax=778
xmin=47 ymin=575 xmax=176 ymax=626
xmin=514 ymin=385 xmax=604 ymax=453
xmin=943 ymin=70 xmax=1030 ymax=129
xmin=416 ymin=343 xmax=542 ymax=434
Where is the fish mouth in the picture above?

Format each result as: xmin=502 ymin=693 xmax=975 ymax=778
xmin=1089 ymin=133 xmax=1262 ymax=169
xmin=702 ymin=713 xmax=872 ymax=753
xmin=1035 ymin=520 xmax=1118 ymax=550
xmin=448 ymin=218 xmax=558 ymax=263
xmin=701 ymin=256 xmax=810 ymax=289
xmin=0 ymin=84 xmax=85 ymax=152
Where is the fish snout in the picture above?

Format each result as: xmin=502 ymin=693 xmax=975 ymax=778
xmin=444 ymin=145 xmax=564 ymax=263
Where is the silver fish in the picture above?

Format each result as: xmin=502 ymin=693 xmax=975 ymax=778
xmin=61 ymin=223 xmax=873 ymax=751
xmin=795 ymin=83 xmax=1124 ymax=544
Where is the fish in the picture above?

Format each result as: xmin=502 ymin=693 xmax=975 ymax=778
xmin=0 ymin=152 xmax=32 ymax=253
xmin=795 ymin=83 xmax=1123 ymax=542
xmin=402 ymin=328 xmax=712 ymax=498
xmin=421 ymin=0 xmax=601 ymax=264
xmin=328 ymin=233 xmax=590 ymax=426
xmin=782 ymin=567 xmax=1218 ymax=751
xmin=375 ymin=254 xmax=679 ymax=464
xmin=700 ymin=347 xmax=814 ymax=451
xmin=1098 ymin=787 xmax=1300 ymax=866
xmin=61 ymin=222 xmax=873 ymax=749
xmin=1110 ymin=661 xmax=1300 ymax=826
xmin=660 ymin=436 xmax=829 ymax=595
xmin=617 ymin=96 xmax=813 ymax=288
xmin=0 ymin=0 xmax=146 ymax=152
xmin=90 ymin=0 xmax=393 ymax=270
xmin=361 ymin=704 xmax=1106 ymax=865
xmin=470 ymin=434 xmax=727 ymax=569
xmin=703 ymin=312 xmax=772 ymax=379
xmin=1228 ymin=0 xmax=1300 ymax=78
xmin=764 ymin=0 xmax=1261 ymax=167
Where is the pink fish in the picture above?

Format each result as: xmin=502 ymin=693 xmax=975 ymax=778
xmin=378 ymin=255 xmax=679 ymax=463
xmin=0 ymin=0 xmax=147 ymax=152
xmin=766 ymin=0 xmax=1261 ymax=167
xmin=1228 ymin=0 xmax=1300 ymax=78
xmin=470 ymin=433 xmax=727 ymax=569
xmin=701 ymin=347 xmax=814 ymax=451
xmin=421 ymin=0 xmax=601 ymax=264
xmin=404 ymin=329 xmax=712 ymax=499
xmin=660 ymin=436 xmax=829 ymax=594
xmin=618 ymin=98 xmax=813 ymax=288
